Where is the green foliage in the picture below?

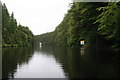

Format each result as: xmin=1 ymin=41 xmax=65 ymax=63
xmin=35 ymin=2 xmax=120 ymax=51
xmin=34 ymin=32 xmax=55 ymax=46
xmin=96 ymin=2 xmax=120 ymax=50
xmin=2 ymin=4 xmax=34 ymax=47
xmin=53 ymin=2 xmax=106 ymax=46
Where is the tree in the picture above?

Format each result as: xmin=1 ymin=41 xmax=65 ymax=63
xmin=96 ymin=2 xmax=120 ymax=50
xmin=2 ymin=3 xmax=34 ymax=47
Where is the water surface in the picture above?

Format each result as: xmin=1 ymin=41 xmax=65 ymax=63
xmin=2 ymin=45 xmax=120 ymax=79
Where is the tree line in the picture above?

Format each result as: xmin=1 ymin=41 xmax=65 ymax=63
xmin=35 ymin=2 xmax=120 ymax=51
xmin=2 ymin=4 xmax=34 ymax=47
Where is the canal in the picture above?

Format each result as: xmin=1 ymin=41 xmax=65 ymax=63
xmin=2 ymin=45 xmax=120 ymax=79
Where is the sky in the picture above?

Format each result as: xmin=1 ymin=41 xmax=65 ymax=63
xmin=1 ymin=0 xmax=72 ymax=35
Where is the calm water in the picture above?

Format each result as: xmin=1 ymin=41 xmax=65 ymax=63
xmin=2 ymin=45 xmax=120 ymax=79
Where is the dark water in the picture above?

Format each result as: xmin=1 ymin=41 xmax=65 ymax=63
xmin=2 ymin=45 xmax=120 ymax=79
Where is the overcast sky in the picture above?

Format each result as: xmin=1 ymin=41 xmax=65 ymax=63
xmin=1 ymin=0 xmax=72 ymax=35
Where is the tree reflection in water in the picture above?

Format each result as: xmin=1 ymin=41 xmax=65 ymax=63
xmin=2 ymin=45 xmax=120 ymax=79
xmin=2 ymin=46 xmax=34 ymax=79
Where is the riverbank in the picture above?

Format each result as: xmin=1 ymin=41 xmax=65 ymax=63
xmin=1 ymin=44 xmax=31 ymax=47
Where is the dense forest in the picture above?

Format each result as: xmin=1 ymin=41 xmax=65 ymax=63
xmin=2 ymin=4 xmax=34 ymax=47
xmin=35 ymin=2 xmax=120 ymax=51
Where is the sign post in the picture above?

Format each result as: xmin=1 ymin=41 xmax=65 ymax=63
xmin=80 ymin=40 xmax=85 ymax=45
